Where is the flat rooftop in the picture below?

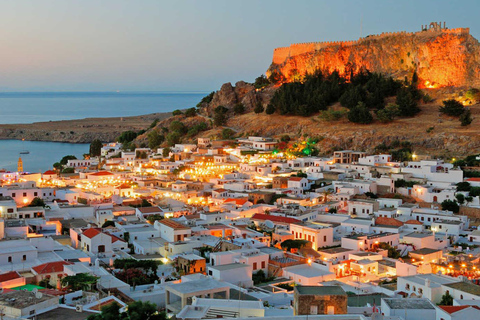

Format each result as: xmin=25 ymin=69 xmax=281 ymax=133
xmin=165 ymin=278 xmax=229 ymax=295
xmin=209 ymin=263 xmax=250 ymax=271
xmin=410 ymin=248 xmax=441 ymax=255
xmin=295 ymin=285 xmax=346 ymax=296
xmin=404 ymin=232 xmax=433 ymax=239
xmin=444 ymin=282 xmax=480 ymax=296
xmin=382 ymin=298 xmax=435 ymax=310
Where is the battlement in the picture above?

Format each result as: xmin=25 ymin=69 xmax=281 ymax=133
xmin=272 ymin=25 xmax=470 ymax=65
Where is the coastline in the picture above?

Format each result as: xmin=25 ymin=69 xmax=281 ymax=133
xmin=0 ymin=112 xmax=172 ymax=143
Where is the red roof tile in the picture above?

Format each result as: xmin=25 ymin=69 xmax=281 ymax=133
xmin=251 ymin=213 xmax=300 ymax=224
xmin=466 ymin=178 xmax=480 ymax=182
xmin=89 ymin=171 xmax=114 ymax=176
xmin=224 ymin=198 xmax=249 ymax=205
xmin=0 ymin=271 xmax=21 ymax=283
xmin=43 ymin=170 xmax=57 ymax=175
xmin=32 ymin=261 xmax=73 ymax=274
xmin=288 ymin=177 xmax=305 ymax=182
xmin=375 ymin=217 xmax=404 ymax=227
xmin=82 ymin=228 xmax=102 ymax=239
xmin=439 ymin=305 xmax=480 ymax=314
xmin=405 ymin=219 xmax=423 ymax=225
xmin=213 ymin=188 xmax=227 ymax=193
xmin=158 ymin=219 xmax=190 ymax=230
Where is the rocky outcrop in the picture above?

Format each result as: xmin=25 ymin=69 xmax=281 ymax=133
xmin=200 ymin=81 xmax=276 ymax=116
xmin=267 ymin=26 xmax=480 ymax=89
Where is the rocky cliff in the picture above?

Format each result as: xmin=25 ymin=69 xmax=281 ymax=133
xmin=267 ymin=25 xmax=480 ymax=89
xmin=198 ymin=81 xmax=276 ymax=116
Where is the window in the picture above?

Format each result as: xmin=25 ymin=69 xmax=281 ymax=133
xmin=12 ymin=193 xmax=15 ymax=197
xmin=406 ymin=284 xmax=410 ymax=290
xmin=327 ymin=306 xmax=335 ymax=315
xmin=23 ymin=193 xmax=27 ymax=197
xmin=34 ymin=192 xmax=38 ymax=196
xmin=253 ymin=262 xmax=257 ymax=270
xmin=8 ymin=256 xmax=12 ymax=263
xmin=324 ymin=235 xmax=327 ymax=242
xmin=310 ymin=306 xmax=318 ymax=315
xmin=261 ymin=261 xmax=266 ymax=269
xmin=7 ymin=208 xmax=13 ymax=213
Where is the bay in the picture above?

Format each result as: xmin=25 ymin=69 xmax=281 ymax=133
xmin=0 ymin=91 xmax=206 ymax=124
xmin=0 ymin=140 xmax=89 ymax=173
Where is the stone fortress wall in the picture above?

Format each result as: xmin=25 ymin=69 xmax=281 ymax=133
xmin=272 ymin=22 xmax=470 ymax=65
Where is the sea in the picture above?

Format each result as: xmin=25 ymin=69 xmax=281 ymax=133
xmin=0 ymin=92 xmax=206 ymax=172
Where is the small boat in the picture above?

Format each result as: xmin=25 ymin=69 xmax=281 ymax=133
xmin=20 ymin=150 xmax=29 ymax=154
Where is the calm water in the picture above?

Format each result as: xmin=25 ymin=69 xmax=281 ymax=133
xmin=0 ymin=92 xmax=207 ymax=172
xmin=0 ymin=91 xmax=206 ymax=124
xmin=0 ymin=140 xmax=89 ymax=172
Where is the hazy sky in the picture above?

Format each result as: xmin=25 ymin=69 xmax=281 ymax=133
xmin=0 ymin=0 xmax=478 ymax=92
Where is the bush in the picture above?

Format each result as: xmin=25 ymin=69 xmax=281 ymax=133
xmin=319 ymin=109 xmax=347 ymax=121
xmin=460 ymin=109 xmax=473 ymax=126
xmin=347 ymin=102 xmax=373 ymax=124
xmin=265 ymin=104 xmax=276 ymax=115
xmin=185 ymin=107 xmax=197 ymax=117
xmin=439 ymin=99 xmax=464 ymax=117
xmin=196 ymin=91 xmax=215 ymax=108
xmin=221 ymin=128 xmax=235 ymax=140
xmin=465 ymin=88 xmax=480 ymax=100
xmin=149 ymin=119 xmax=159 ymax=129
xmin=376 ymin=103 xmax=400 ymax=122
xmin=166 ymin=132 xmax=181 ymax=146
xmin=254 ymin=101 xmax=264 ymax=114
xmin=172 ymin=109 xmax=183 ymax=116
xmin=233 ymin=103 xmax=245 ymax=115
xmin=169 ymin=121 xmax=187 ymax=134
xmin=456 ymin=182 xmax=471 ymax=192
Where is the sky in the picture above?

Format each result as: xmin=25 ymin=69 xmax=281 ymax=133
xmin=0 ymin=0 xmax=478 ymax=92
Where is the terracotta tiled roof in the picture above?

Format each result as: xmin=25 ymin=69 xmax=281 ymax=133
xmin=224 ymin=198 xmax=249 ymax=205
xmin=43 ymin=170 xmax=57 ymax=175
xmin=288 ymin=177 xmax=305 ymax=182
xmin=89 ymin=171 xmax=114 ymax=176
xmin=158 ymin=219 xmax=190 ymax=230
xmin=405 ymin=219 xmax=423 ymax=225
xmin=213 ymin=188 xmax=227 ymax=193
xmin=439 ymin=305 xmax=480 ymax=314
xmin=82 ymin=228 xmax=102 ymax=239
xmin=109 ymin=233 xmax=126 ymax=243
xmin=32 ymin=261 xmax=73 ymax=274
xmin=138 ymin=206 xmax=161 ymax=213
xmin=375 ymin=217 xmax=404 ymax=227
xmin=0 ymin=271 xmax=21 ymax=283
xmin=251 ymin=213 xmax=300 ymax=224
xmin=466 ymin=178 xmax=480 ymax=182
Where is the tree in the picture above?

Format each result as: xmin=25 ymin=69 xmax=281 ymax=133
xmin=162 ymin=147 xmax=171 ymax=157
xmin=169 ymin=121 xmax=187 ymax=134
xmin=456 ymin=182 xmax=471 ymax=192
xmin=233 ymin=103 xmax=245 ymax=115
xmin=348 ymin=102 xmax=373 ymax=124
xmin=149 ymin=118 xmax=159 ymax=129
xmin=61 ymin=273 xmax=99 ymax=291
xmin=89 ymin=139 xmax=103 ymax=157
xmin=185 ymin=107 xmax=197 ymax=117
xmin=172 ymin=109 xmax=183 ymax=116
xmin=439 ymin=99 xmax=464 ymax=117
xmin=460 ymin=109 xmax=473 ymax=126
xmin=280 ymin=239 xmax=308 ymax=252
xmin=29 ymin=197 xmax=46 ymax=207
xmin=102 ymin=220 xmax=115 ymax=228
xmin=117 ymin=131 xmax=138 ymax=143
xmin=254 ymin=101 xmax=264 ymax=114
xmin=455 ymin=193 xmax=465 ymax=205
xmin=254 ymin=75 xmax=270 ymax=89
xmin=265 ymin=104 xmax=276 ymax=115
xmin=88 ymin=301 xmax=167 ymax=320
xmin=147 ymin=130 xmax=164 ymax=149
xmin=396 ymin=86 xmax=420 ymax=117
xmin=60 ymin=155 xmax=77 ymax=165
xmin=439 ymin=291 xmax=454 ymax=306
xmin=213 ymin=106 xmax=228 ymax=126
xmin=441 ymin=199 xmax=460 ymax=213
xmin=166 ymin=131 xmax=181 ymax=146
xmin=147 ymin=214 xmax=163 ymax=224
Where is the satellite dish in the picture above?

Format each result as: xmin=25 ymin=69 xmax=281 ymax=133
xmin=265 ymin=220 xmax=274 ymax=229
xmin=32 ymin=288 xmax=38 ymax=294
xmin=35 ymin=292 xmax=43 ymax=299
